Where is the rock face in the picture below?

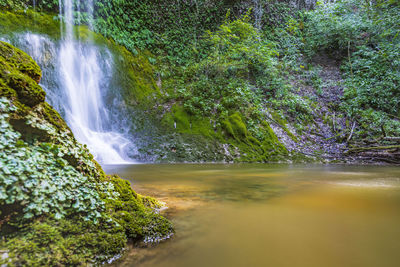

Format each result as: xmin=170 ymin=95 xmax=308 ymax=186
xmin=0 ymin=41 xmax=172 ymax=266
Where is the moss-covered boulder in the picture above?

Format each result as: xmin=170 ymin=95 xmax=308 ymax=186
xmin=0 ymin=41 xmax=44 ymax=107
xmin=0 ymin=41 xmax=172 ymax=266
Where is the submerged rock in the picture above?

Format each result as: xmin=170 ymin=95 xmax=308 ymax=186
xmin=0 ymin=41 xmax=172 ymax=266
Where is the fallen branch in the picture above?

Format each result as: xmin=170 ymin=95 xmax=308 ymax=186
xmin=348 ymin=40 xmax=353 ymax=77
xmin=332 ymin=112 xmax=336 ymax=132
xmin=310 ymin=130 xmax=326 ymax=138
xmin=325 ymin=132 xmax=344 ymax=141
xmin=384 ymin=137 xmax=400 ymax=142
xmin=347 ymin=121 xmax=356 ymax=142
xmin=345 ymin=145 xmax=400 ymax=154
xmin=387 ymin=113 xmax=400 ymax=120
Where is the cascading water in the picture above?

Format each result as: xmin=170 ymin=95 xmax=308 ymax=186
xmin=4 ymin=1 xmax=135 ymax=164
xmin=253 ymin=0 xmax=264 ymax=31
xmin=57 ymin=0 xmax=133 ymax=164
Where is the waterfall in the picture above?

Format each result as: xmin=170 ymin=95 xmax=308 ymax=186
xmin=2 ymin=1 xmax=137 ymax=164
xmin=253 ymin=0 xmax=264 ymax=31
xmin=52 ymin=0 xmax=134 ymax=164
xmin=3 ymin=0 xmax=135 ymax=164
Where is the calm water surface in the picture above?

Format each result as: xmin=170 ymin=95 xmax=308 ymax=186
xmin=104 ymin=164 xmax=400 ymax=267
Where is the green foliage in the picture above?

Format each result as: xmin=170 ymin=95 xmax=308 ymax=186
xmin=304 ymin=0 xmax=400 ymax=138
xmin=2 ymin=0 xmax=228 ymax=65
xmin=0 ymin=75 xmax=105 ymax=225
xmin=94 ymin=0 xmax=154 ymax=53
xmin=0 ymin=42 xmax=108 ymax=223
xmin=0 ymin=0 xmax=26 ymax=10
xmin=174 ymin=14 xmax=279 ymax=119
xmin=304 ymin=0 xmax=370 ymax=57
xmin=3 ymin=1 xmax=302 ymax=67
xmin=92 ymin=0 xmax=228 ymax=64
xmin=158 ymin=16 xmax=290 ymax=162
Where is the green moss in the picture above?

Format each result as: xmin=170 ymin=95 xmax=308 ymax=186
xmin=35 ymin=102 xmax=69 ymax=131
xmin=221 ymin=114 xmax=288 ymax=162
xmin=3 ymin=71 xmax=45 ymax=107
xmin=1 ymin=217 xmax=127 ymax=266
xmin=138 ymin=194 xmax=165 ymax=210
xmin=0 ymin=41 xmax=42 ymax=83
xmin=191 ymin=118 xmax=216 ymax=138
xmin=74 ymin=25 xmax=114 ymax=48
xmin=0 ymin=41 xmax=45 ymax=107
xmin=0 ymin=78 xmax=17 ymax=98
xmin=222 ymin=113 xmax=248 ymax=140
xmin=0 ymin=10 xmax=60 ymax=39
xmin=159 ymin=104 xmax=289 ymax=162
xmin=104 ymin=175 xmax=173 ymax=241
xmin=110 ymin=43 xmax=160 ymax=107
xmin=162 ymin=105 xmax=217 ymax=138
xmin=171 ymin=105 xmax=190 ymax=131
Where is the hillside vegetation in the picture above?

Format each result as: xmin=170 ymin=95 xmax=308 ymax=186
xmin=1 ymin=0 xmax=398 ymax=162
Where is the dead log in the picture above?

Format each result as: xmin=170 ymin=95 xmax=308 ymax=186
xmin=345 ymin=145 xmax=400 ymax=154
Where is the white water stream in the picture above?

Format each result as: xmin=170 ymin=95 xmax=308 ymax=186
xmin=56 ymin=0 xmax=133 ymax=164
xmin=18 ymin=33 xmax=133 ymax=163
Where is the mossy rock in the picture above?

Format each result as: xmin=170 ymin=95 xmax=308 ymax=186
xmin=34 ymin=102 xmax=70 ymax=132
xmin=220 ymin=113 xmax=288 ymax=162
xmin=0 ymin=10 xmax=60 ymax=39
xmin=158 ymin=105 xmax=288 ymax=162
xmin=105 ymin=175 xmax=173 ymax=240
xmin=3 ymin=71 xmax=45 ymax=107
xmin=162 ymin=104 xmax=216 ymax=137
xmin=0 ymin=217 xmax=127 ymax=266
xmin=0 ymin=41 xmax=45 ymax=107
xmin=0 ymin=41 xmax=41 ymax=83
xmin=222 ymin=112 xmax=248 ymax=140
xmin=0 ymin=78 xmax=17 ymax=98
xmin=111 ymin=44 xmax=160 ymax=107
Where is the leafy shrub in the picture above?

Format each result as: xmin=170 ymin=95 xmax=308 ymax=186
xmin=175 ymin=14 xmax=280 ymax=119
xmin=157 ymin=14 xmax=291 ymax=162
xmin=303 ymin=0 xmax=371 ymax=57
xmin=0 ymin=98 xmax=105 ymax=222
xmin=304 ymin=0 xmax=400 ymax=138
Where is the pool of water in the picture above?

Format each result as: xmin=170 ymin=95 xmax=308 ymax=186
xmin=104 ymin=164 xmax=400 ymax=267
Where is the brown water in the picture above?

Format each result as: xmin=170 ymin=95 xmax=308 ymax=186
xmin=104 ymin=164 xmax=400 ymax=267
